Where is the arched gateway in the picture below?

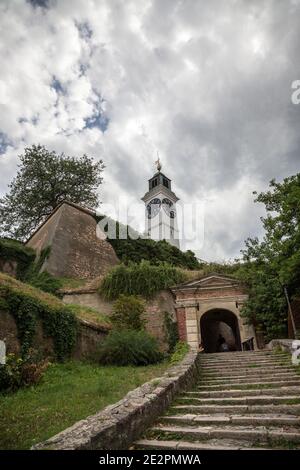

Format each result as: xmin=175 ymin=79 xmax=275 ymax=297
xmin=171 ymin=274 xmax=257 ymax=352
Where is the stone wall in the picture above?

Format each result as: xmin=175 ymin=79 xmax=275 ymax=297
xmin=0 ymin=309 xmax=108 ymax=360
xmin=62 ymin=289 xmax=176 ymax=351
xmin=26 ymin=202 xmax=119 ymax=279
xmin=33 ymin=351 xmax=200 ymax=450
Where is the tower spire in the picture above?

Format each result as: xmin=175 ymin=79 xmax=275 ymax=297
xmin=155 ymin=151 xmax=162 ymax=172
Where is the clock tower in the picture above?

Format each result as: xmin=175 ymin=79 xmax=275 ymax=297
xmin=141 ymin=160 xmax=180 ymax=249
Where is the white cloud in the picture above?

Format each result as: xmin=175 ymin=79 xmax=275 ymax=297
xmin=0 ymin=0 xmax=299 ymax=261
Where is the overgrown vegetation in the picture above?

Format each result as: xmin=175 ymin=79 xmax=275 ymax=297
xmin=0 ymin=238 xmax=63 ymax=295
xmin=0 ymin=350 xmax=49 ymax=393
xmin=98 ymin=330 xmax=163 ymax=366
xmin=169 ymin=341 xmax=190 ymax=364
xmin=0 ymin=238 xmax=35 ymax=278
xmin=0 ymin=360 xmax=170 ymax=449
xmin=96 ymin=215 xmax=201 ymax=269
xmin=111 ymin=294 xmax=145 ymax=331
xmin=0 ymin=273 xmax=77 ymax=360
xmin=236 ymin=174 xmax=300 ymax=341
xmin=100 ymin=261 xmax=187 ymax=300
xmin=65 ymin=304 xmax=111 ymax=329
xmin=164 ymin=312 xmax=179 ymax=353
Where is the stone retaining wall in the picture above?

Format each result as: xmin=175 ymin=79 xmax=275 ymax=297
xmin=62 ymin=289 xmax=176 ymax=352
xmin=33 ymin=351 xmax=200 ymax=450
xmin=0 ymin=309 xmax=109 ymax=360
xmin=267 ymin=338 xmax=295 ymax=353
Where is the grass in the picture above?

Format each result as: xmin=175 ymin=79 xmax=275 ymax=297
xmin=0 ymin=272 xmax=110 ymax=328
xmin=0 ymin=360 xmax=170 ymax=450
xmin=66 ymin=304 xmax=111 ymax=328
xmin=58 ymin=277 xmax=87 ymax=290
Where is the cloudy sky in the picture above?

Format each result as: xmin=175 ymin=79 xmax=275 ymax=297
xmin=0 ymin=0 xmax=299 ymax=261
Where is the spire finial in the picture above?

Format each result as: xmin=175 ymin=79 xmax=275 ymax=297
xmin=155 ymin=151 xmax=162 ymax=172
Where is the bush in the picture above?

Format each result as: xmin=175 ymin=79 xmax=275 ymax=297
xmin=0 ymin=350 xmax=49 ymax=393
xmin=100 ymin=261 xmax=187 ymax=300
xmin=169 ymin=341 xmax=189 ymax=364
xmin=98 ymin=330 xmax=163 ymax=366
xmin=111 ymin=295 xmax=145 ymax=331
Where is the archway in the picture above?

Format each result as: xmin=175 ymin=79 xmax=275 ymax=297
xmin=200 ymin=309 xmax=242 ymax=353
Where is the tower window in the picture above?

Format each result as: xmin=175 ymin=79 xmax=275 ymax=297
xmin=163 ymin=177 xmax=169 ymax=188
xmin=151 ymin=178 xmax=158 ymax=189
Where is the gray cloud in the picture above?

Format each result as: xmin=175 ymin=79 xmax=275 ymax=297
xmin=0 ymin=0 xmax=299 ymax=260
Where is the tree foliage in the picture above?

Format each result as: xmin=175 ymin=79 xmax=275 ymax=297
xmin=0 ymin=145 xmax=105 ymax=240
xmin=96 ymin=215 xmax=201 ymax=270
xmin=237 ymin=174 xmax=300 ymax=340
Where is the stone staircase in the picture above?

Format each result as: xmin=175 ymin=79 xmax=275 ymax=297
xmin=135 ymin=351 xmax=300 ymax=450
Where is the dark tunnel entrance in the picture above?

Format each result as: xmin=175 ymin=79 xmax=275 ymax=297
xmin=200 ymin=309 xmax=242 ymax=353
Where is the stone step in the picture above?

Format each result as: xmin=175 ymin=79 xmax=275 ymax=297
xmin=161 ymin=413 xmax=300 ymax=427
xmin=150 ymin=424 xmax=300 ymax=444
xmin=186 ymin=386 xmax=300 ymax=398
xmin=200 ymin=362 xmax=291 ymax=370
xmin=134 ymin=438 xmax=270 ymax=450
xmin=200 ymin=372 xmax=300 ymax=383
xmin=200 ymin=356 xmax=288 ymax=363
xmin=200 ymin=352 xmax=275 ymax=359
xmin=197 ymin=379 xmax=300 ymax=390
xmin=201 ymin=368 xmax=295 ymax=378
xmin=178 ymin=395 xmax=300 ymax=405
xmin=200 ymin=356 xmax=291 ymax=367
xmin=172 ymin=403 xmax=300 ymax=415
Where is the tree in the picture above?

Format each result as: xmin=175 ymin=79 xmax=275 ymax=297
xmin=0 ymin=145 xmax=105 ymax=240
xmin=238 ymin=174 xmax=300 ymax=340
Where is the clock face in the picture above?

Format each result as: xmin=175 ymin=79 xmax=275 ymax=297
xmin=147 ymin=198 xmax=161 ymax=218
xmin=162 ymin=198 xmax=175 ymax=217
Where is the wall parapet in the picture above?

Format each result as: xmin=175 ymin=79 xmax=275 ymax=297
xmin=32 ymin=351 xmax=200 ymax=450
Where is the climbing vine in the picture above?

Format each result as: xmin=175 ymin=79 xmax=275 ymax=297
xmin=0 ymin=283 xmax=77 ymax=360
xmin=0 ymin=238 xmax=35 ymax=279
xmin=164 ymin=311 xmax=179 ymax=353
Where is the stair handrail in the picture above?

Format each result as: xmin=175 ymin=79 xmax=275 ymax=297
xmin=283 ymin=286 xmax=297 ymax=339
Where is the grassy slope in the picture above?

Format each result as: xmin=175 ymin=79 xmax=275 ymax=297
xmin=0 ymin=273 xmax=111 ymax=329
xmin=0 ymin=360 xmax=169 ymax=450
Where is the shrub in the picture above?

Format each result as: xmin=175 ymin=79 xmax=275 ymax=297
xmin=95 ymin=217 xmax=201 ymax=269
xmin=100 ymin=261 xmax=187 ymax=300
xmin=111 ymin=295 xmax=145 ymax=331
xmin=169 ymin=341 xmax=190 ymax=364
xmin=0 ymin=350 xmax=49 ymax=393
xmin=98 ymin=330 xmax=163 ymax=366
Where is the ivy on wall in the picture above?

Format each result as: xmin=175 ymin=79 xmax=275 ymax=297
xmin=0 ymin=281 xmax=77 ymax=360
xmin=164 ymin=311 xmax=179 ymax=353
xmin=0 ymin=238 xmax=35 ymax=279
xmin=0 ymin=239 xmax=62 ymax=295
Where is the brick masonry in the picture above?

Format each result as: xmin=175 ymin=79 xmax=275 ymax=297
xmin=176 ymin=307 xmax=187 ymax=341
